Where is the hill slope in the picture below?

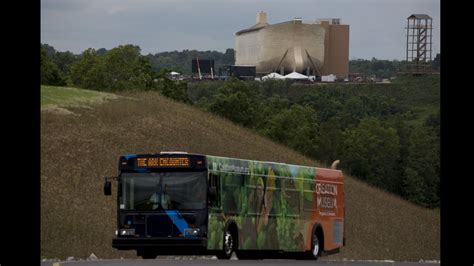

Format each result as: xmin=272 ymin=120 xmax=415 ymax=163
xmin=41 ymin=85 xmax=121 ymax=115
xmin=41 ymin=89 xmax=439 ymax=261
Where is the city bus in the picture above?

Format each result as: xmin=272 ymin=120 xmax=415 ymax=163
xmin=103 ymin=152 xmax=345 ymax=259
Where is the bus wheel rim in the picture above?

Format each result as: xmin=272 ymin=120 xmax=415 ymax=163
xmin=313 ymin=236 xmax=319 ymax=257
xmin=224 ymin=231 xmax=233 ymax=255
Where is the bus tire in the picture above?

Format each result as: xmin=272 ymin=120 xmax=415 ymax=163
xmin=138 ymin=249 xmax=157 ymax=259
xmin=216 ymin=227 xmax=236 ymax=259
xmin=307 ymin=227 xmax=323 ymax=260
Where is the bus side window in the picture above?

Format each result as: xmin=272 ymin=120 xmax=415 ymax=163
xmin=209 ymin=172 xmax=220 ymax=208
xmin=221 ymin=173 xmax=242 ymax=213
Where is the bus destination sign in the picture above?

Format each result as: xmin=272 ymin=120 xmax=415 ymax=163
xmin=136 ymin=157 xmax=190 ymax=168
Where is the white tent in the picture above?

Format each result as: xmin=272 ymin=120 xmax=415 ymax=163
xmin=262 ymin=72 xmax=285 ymax=80
xmin=321 ymin=74 xmax=336 ymax=82
xmin=170 ymin=71 xmax=180 ymax=76
xmin=284 ymin=71 xmax=309 ymax=80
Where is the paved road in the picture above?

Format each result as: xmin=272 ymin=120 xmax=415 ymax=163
xmin=41 ymin=259 xmax=439 ymax=266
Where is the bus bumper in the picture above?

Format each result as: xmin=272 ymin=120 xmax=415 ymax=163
xmin=112 ymin=237 xmax=207 ymax=251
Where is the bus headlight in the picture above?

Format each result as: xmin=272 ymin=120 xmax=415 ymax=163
xmin=184 ymin=228 xmax=200 ymax=236
xmin=120 ymin=229 xmax=135 ymax=236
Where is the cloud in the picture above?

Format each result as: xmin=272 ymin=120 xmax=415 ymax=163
xmin=41 ymin=0 xmax=93 ymax=12
xmin=41 ymin=0 xmax=440 ymax=59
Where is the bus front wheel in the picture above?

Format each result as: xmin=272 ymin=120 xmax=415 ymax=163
xmin=138 ymin=249 xmax=157 ymax=259
xmin=216 ymin=230 xmax=235 ymax=259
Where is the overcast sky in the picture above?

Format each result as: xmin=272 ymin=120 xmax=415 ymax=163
xmin=41 ymin=0 xmax=440 ymax=60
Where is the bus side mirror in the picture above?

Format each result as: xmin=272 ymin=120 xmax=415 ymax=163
xmin=104 ymin=177 xmax=112 ymax=196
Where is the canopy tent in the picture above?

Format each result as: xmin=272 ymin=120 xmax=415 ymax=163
xmin=262 ymin=72 xmax=285 ymax=80
xmin=321 ymin=74 xmax=336 ymax=82
xmin=284 ymin=71 xmax=309 ymax=80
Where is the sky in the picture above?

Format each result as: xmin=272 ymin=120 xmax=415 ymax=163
xmin=41 ymin=0 xmax=440 ymax=60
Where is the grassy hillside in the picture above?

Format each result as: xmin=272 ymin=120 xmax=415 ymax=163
xmin=41 ymin=88 xmax=439 ymax=261
xmin=41 ymin=85 xmax=121 ymax=114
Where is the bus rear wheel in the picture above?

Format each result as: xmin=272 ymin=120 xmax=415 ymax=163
xmin=306 ymin=229 xmax=322 ymax=260
xmin=216 ymin=230 xmax=235 ymax=259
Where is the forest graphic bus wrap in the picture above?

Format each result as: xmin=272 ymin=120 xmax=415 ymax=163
xmin=104 ymin=152 xmax=345 ymax=259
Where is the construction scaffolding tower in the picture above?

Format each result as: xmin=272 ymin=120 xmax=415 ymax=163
xmin=406 ymin=14 xmax=433 ymax=75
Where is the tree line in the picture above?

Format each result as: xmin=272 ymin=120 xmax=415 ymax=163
xmin=42 ymin=43 xmax=440 ymax=85
xmin=187 ymin=77 xmax=440 ymax=208
xmin=349 ymin=54 xmax=440 ymax=78
xmin=40 ymin=43 xmax=189 ymax=101
xmin=40 ymin=44 xmax=234 ymax=87
xmin=146 ymin=49 xmax=234 ymax=75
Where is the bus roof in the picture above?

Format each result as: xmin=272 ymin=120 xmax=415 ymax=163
xmin=119 ymin=152 xmax=341 ymax=173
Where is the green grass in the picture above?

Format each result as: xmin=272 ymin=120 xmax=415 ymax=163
xmin=41 ymin=85 xmax=120 ymax=108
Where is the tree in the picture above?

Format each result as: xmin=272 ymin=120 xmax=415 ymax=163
xmin=223 ymin=48 xmax=235 ymax=65
xmin=261 ymin=104 xmax=319 ymax=157
xmin=41 ymin=43 xmax=56 ymax=57
xmin=40 ymin=46 xmax=66 ymax=86
xmin=99 ymin=45 xmax=143 ymax=91
xmin=402 ymin=126 xmax=440 ymax=207
xmin=52 ymin=51 xmax=78 ymax=83
xmin=70 ymin=45 xmax=156 ymax=91
xmin=298 ymin=91 xmax=343 ymax=123
xmin=341 ymin=118 xmax=401 ymax=192
xmin=254 ymin=95 xmax=289 ymax=129
xmin=208 ymin=79 xmax=262 ymax=127
xmin=155 ymin=68 xmax=190 ymax=103
xmin=69 ymin=48 xmax=102 ymax=89
xmin=385 ymin=114 xmax=414 ymax=181
xmin=96 ymin=48 xmax=108 ymax=56
xmin=425 ymin=111 xmax=440 ymax=137
xmin=402 ymin=167 xmax=427 ymax=205
xmin=349 ymin=58 xmax=403 ymax=78
xmin=339 ymin=96 xmax=370 ymax=128
xmin=41 ymin=43 xmax=78 ymax=85
xmin=315 ymin=116 xmax=344 ymax=165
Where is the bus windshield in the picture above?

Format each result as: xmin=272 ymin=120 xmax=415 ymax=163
xmin=120 ymin=171 xmax=207 ymax=211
